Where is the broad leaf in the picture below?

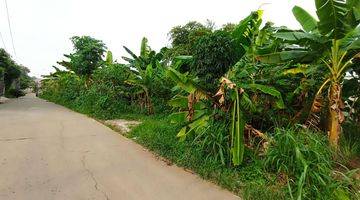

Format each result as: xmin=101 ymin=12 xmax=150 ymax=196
xmin=339 ymin=25 xmax=360 ymax=50
xmin=176 ymin=127 xmax=187 ymax=140
xmin=166 ymin=67 xmax=198 ymax=93
xmin=168 ymin=96 xmax=188 ymax=108
xmin=257 ymin=50 xmax=313 ymax=64
xmin=315 ymin=0 xmax=349 ymax=39
xmin=231 ymin=91 xmax=245 ymax=166
xmin=140 ymin=37 xmax=150 ymax=58
xmin=273 ymin=31 xmax=325 ymax=43
xmin=123 ymin=46 xmax=138 ymax=60
xmin=174 ymin=55 xmax=193 ymax=61
xmin=232 ymin=10 xmax=263 ymax=55
xmin=346 ymin=0 xmax=360 ymax=28
xmin=169 ymin=112 xmax=188 ymax=123
xmin=292 ymin=6 xmax=318 ymax=32
xmin=105 ymin=51 xmax=113 ymax=64
xmin=249 ymin=84 xmax=285 ymax=109
xmin=283 ymin=66 xmax=308 ymax=75
xmin=145 ymin=64 xmax=153 ymax=78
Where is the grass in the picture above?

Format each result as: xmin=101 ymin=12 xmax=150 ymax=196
xmin=126 ymin=115 xmax=286 ymax=199
xmin=42 ymin=92 xmax=286 ymax=199
xmin=40 ymin=94 xmax=359 ymax=200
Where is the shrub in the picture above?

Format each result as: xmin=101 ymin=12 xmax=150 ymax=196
xmin=191 ymin=30 xmax=241 ymax=92
xmin=5 ymin=88 xmax=25 ymax=98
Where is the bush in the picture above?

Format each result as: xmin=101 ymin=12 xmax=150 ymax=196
xmin=5 ymin=88 xmax=25 ymax=98
xmin=191 ymin=30 xmax=241 ymax=92
xmin=40 ymin=65 xmax=144 ymax=119
xmin=191 ymin=119 xmax=230 ymax=165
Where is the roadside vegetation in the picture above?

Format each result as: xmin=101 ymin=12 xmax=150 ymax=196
xmin=0 ymin=49 xmax=33 ymax=98
xmin=40 ymin=1 xmax=359 ymax=199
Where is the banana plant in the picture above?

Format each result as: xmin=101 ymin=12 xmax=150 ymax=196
xmin=167 ymin=62 xmax=210 ymax=139
xmin=167 ymin=10 xmax=275 ymax=166
xmin=167 ymin=64 xmax=269 ymax=166
xmin=122 ymin=37 xmax=166 ymax=114
xmin=257 ymin=0 xmax=360 ymax=147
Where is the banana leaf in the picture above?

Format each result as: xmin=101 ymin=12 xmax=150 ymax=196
xmin=292 ymin=6 xmax=318 ymax=33
xmin=315 ymin=0 xmax=349 ymax=39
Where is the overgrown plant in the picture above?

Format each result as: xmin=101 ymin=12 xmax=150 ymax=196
xmin=265 ymin=128 xmax=358 ymax=200
xmin=258 ymin=0 xmax=360 ymax=147
xmin=122 ymin=37 xmax=171 ymax=114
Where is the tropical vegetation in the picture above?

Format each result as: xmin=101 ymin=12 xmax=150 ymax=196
xmin=40 ymin=1 xmax=359 ymax=199
xmin=0 ymin=48 xmax=33 ymax=98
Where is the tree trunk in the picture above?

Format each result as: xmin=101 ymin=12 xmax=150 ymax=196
xmin=328 ymin=83 xmax=344 ymax=148
xmin=0 ymin=75 xmax=5 ymax=97
xmin=187 ymin=93 xmax=196 ymax=121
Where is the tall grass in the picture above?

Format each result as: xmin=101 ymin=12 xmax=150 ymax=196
xmin=264 ymin=128 xmax=358 ymax=200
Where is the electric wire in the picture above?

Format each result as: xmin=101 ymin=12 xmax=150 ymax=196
xmin=0 ymin=31 xmax=7 ymax=51
xmin=4 ymin=0 xmax=16 ymax=57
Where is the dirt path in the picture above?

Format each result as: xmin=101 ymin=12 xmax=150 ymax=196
xmin=0 ymin=94 xmax=240 ymax=200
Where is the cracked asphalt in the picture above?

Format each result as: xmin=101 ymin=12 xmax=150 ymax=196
xmin=0 ymin=94 xmax=240 ymax=200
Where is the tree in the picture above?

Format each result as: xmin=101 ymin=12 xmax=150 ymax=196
xmin=123 ymin=37 xmax=171 ymax=114
xmin=168 ymin=21 xmax=213 ymax=56
xmin=0 ymin=49 xmax=20 ymax=94
xmin=257 ymin=0 xmax=360 ymax=147
xmin=58 ymin=36 xmax=107 ymax=80
xmin=191 ymin=30 xmax=242 ymax=92
xmin=167 ymin=10 xmax=272 ymax=166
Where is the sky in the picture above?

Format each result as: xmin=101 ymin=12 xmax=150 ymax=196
xmin=0 ymin=0 xmax=317 ymax=77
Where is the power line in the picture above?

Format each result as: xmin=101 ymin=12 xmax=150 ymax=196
xmin=0 ymin=31 xmax=7 ymax=51
xmin=4 ymin=0 xmax=16 ymax=57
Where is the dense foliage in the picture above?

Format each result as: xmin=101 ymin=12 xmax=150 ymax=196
xmin=0 ymin=48 xmax=33 ymax=97
xmin=58 ymin=36 xmax=107 ymax=80
xmin=40 ymin=0 xmax=359 ymax=199
xmin=191 ymin=30 xmax=241 ymax=91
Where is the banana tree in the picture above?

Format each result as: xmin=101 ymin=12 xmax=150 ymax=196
xmin=167 ymin=64 xmax=269 ymax=166
xmin=167 ymin=10 xmax=278 ymax=166
xmin=122 ymin=37 xmax=167 ymax=114
xmin=257 ymin=0 xmax=360 ymax=147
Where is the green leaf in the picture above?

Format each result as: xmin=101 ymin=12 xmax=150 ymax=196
xmin=193 ymin=110 xmax=206 ymax=119
xmin=176 ymin=127 xmax=187 ymax=141
xmin=168 ymin=96 xmax=188 ymax=108
xmin=123 ymin=46 xmax=138 ymax=60
xmin=145 ymin=64 xmax=153 ymax=78
xmin=257 ymin=50 xmax=313 ymax=64
xmin=174 ymin=55 xmax=193 ymax=61
xmin=169 ymin=112 xmax=188 ymax=123
xmin=249 ymin=84 xmax=285 ymax=109
xmin=140 ymin=37 xmax=150 ymax=57
xmin=175 ymin=115 xmax=209 ymax=142
xmin=239 ymin=92 xmax=256 ymax=112
xmin=347 ymin=38 xmax=360 ymax=50
xmin=274 ymin=31 xmax=325 ymax=43
xmin=283 ymin=66 xmax=308 ymax=75
xmin=166 ymin=67 xmax=198 ymax=93
xmin=346 ymin=0 xmax=360 ymax=28
xmin=339 ymin=25 xmax=360 ymax=50
xmin=232 ymin=10 xmax=263 ymax=54
xmin=315 ymin=0 xmax=349 ymax=39
xmin=105 ymin=51 xmax=113 ymax=64
xmin=231 ymin=91 xmax=245 ymax=166
xmin=292 ymin=6 xmax=318 ymax=32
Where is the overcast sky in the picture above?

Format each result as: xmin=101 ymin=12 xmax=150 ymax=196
xmin=0 ymin=0 xmax=317 ymax=77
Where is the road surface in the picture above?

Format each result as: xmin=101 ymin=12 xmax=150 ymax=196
xmin=0 ymin=94 xmax=239 ymax=200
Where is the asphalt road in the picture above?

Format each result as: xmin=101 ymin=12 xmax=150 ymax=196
xmin=0 ymin=94 xmax=240 ymax=200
